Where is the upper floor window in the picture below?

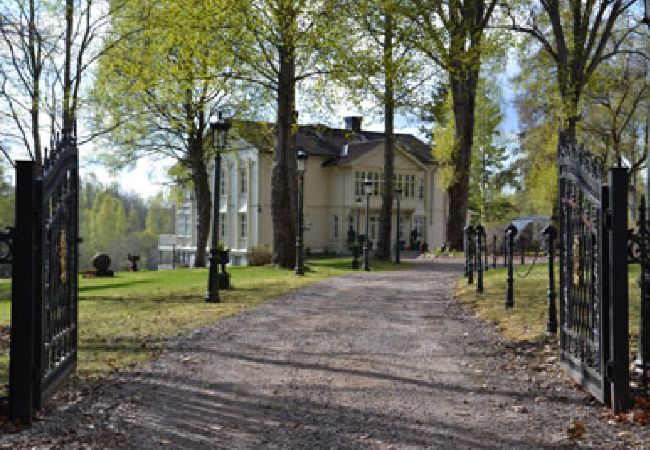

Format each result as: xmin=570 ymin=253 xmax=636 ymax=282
xmin=239 ymin=168 xmax=248 ymax=195
xmin=418 ymin=177 xmax=424 ymax=199
xmin=239 ymin=213 xmax=247 ymax=239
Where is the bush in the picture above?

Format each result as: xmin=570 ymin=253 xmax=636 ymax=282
xmin=248 ymin=245 xmax=273 ymax=266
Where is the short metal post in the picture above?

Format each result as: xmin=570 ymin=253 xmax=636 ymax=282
xmin=542 ymin=225 xmax=557 ymax=333
xmin=608 ymin=167 xmax=629 ymax=413
xmin=492 ymin=235 xmax=497 ymax=269
xmin=476 ymin=225 xmax=484 ymax=293
xmin=505 ymin=224 xmax=517 ymax=308
xmin=464 ymin=226 xmax=470 ymax=277
xmin=484 ymin=232 xmax=489 ymax=272
xmin=466 ymin=225 xmax=474 ymax=284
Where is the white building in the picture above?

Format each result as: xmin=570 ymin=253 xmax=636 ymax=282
xmin=159 ymin=117 xmax=448 ymax=267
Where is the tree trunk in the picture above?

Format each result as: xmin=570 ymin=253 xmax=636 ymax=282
xmin=28 ymin=0 xmax=42 ymax=165
xmin=191 ymin=156 xmax=211 ymax=268
xmin=271 ymin=44 xmax=297 ymax=268
xmin=63 ymin=0 xmax=74 ymax=134
xmin=445 ymin=67 xmax=479 ymax=250
xmin=377 ymin=13 xmax=394 ymax=260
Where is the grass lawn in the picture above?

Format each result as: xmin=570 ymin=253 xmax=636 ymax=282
xmin=0 ymin=257 xmax=406 ymax=395
xmin=455 ymin=263 xmax=641 ymax=344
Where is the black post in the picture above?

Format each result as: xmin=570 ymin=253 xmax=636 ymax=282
xmin=492 ymin=235 xmax=497 ymax=269
xmin=608 ymin=168 xmax=629 ymax=413
xmin=636 ymin=196 xmax=650 ymax=392
xmin=295 ymin=170 xmax=305 ymax=275
xmin=10 ymin=161 xmax=36 ymax=424
xmin=484 ymin=231 xmax=489 ymax=272
xmin=505 ymin=224 xmax=517 ymax=308
xmin=466 ymin=225 xmax=474 ymax=284
xmin=476 ymin=225 xmax=484 ymax=293
xmin=206 ymin=152 xmax=221 ymax=302
xmin=172 ymin=244 xmax=176 ymax=270
xmin=520 ymin=235 xmax=525 ymax=265
xmin=395 ymin=191 xmax=401 ymax=264
xmin=464 ymin=225 xmax=470 ymax=277
xmin=363 ymin=193 xmax=370 ymax=271
xmin=542 ymin=225 xmax=557 ymax=334
xmin=503 ymin=236 xmax=507 ymax=268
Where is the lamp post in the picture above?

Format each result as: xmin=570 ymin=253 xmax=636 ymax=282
xmin=295 ymin=148 xmax=308 ymax=275
xmin=363 ymin=178 xmax=373 ymax=271
xmin=206 ymin=112 xmax=231 ymax=303
xmin=394 ymin=188 xmax=402 ymax=264
xmin=355 ymin=195 xmax=361 ymax=239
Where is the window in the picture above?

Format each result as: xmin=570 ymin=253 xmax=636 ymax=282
xmin=219 ymin=214 xmax=226 ymax=240
xmin=239 ymin=168 xmax=248 ymax=195
xmin=334 ymin=215 xmax=339 ymax=238
xmin=419 ymin=177 xmax=424 ymax=199
xmin=220 ymin=167 xmax=226 ymax=196
xmin=370 ymin=216 xmax=378 ymax=240
xmin=239 ymin=213 xmax=247 ymax=239
xmin=373 ymin=172 xmax=380 ymax=196
xmin=414 ymin=216 xmax=425 ymax=239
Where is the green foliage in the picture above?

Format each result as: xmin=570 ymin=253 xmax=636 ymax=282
xmin=78 ymin=180 xmax=174 ymax=270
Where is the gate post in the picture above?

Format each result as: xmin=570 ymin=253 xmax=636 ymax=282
xmin=505 ymin=224 xmax=517 ymax=308
xmin=476 ymin=225 xmax=484 ymax=293
xmin=607 ymin=168 xmax=630 ymax=413
xmin=9 ymin=161 xmax=36 ymax=424
xmin=542 ymin=225 xmax=557 ymax=334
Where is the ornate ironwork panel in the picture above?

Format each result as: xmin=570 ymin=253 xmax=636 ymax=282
xmin=34 ymin=133 xmax=79 ymax=408
xmin=558 ymin=145 xmax=607 ymax=403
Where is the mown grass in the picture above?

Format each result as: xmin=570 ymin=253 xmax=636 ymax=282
xmin=0 ymin=257 xmax=407 ymax=394
xmin=455 ymin=263 xmax=641 ymax=343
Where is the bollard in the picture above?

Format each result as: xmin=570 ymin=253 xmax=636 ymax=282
xmin=476 ymin=224 xmax=485 ymax=293
xmin=492 ymin=235 xmax=497 ymax=269
xmin=505 ymin=224 xmax=517 ymax=308
xmin=520 ymin=235 xmax=525 ymax=265
xmin=484 ymin=231 xmax=489 ymax=272
xmin=542 ymin=224 xmax=557 ymax=333
xmin=464 ymin=225 xmax=470 ymax=277
xmin=466 ymin=226 xmax=474 ymax=284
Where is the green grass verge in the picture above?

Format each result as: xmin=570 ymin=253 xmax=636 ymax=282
xmin=455 ymin=263 xmax=641 ymax=343
xmin=0 ymin=257 xmax=407 ymax=394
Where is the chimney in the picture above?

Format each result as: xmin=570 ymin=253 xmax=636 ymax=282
xmin=344 ymin=116 xmax=363 ymax=133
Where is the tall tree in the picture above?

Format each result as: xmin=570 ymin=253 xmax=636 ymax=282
xmin=407 ymin=0 xmax=499 ymax=249
xmin=227 ymin=0 xmax=342 ymax=268
xmin=506 ymin=0 xmax=639 ymax=148
xmin=340 ymin=1 xmax=427 ymax=259
xmin=92 ymin=0 xmax=234 ymax=267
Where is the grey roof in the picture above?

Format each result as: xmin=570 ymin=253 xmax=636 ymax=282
xmin=231 ymin=120 xmax=434 ymax=166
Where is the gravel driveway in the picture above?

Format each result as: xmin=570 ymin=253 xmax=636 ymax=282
xmin=2 ymin=259 xmax=649 ymax=448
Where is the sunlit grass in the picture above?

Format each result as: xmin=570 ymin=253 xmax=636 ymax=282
xmin=0 ymin=257 xmax=407 ymax=394
xmin=455 ymin=263 xmax=641 ymax=343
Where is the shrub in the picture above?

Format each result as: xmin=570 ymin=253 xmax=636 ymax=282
xmin=248 ymin=245 xmax=273 ymax=266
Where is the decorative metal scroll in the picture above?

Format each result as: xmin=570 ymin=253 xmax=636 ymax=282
xmin=35 ymin=131 xmax=79 ymax=408
xmin=558 ymin=144 xmax=607 ymax=403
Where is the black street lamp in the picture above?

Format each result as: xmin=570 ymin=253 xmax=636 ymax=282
xmin=206 ymin=112 xmax=231 ymax=303
xmin=351 ymin=195 xmax=362 ymax=270
xmin=295 ymin=148 xmax=308 ymax=275
xmin=363 ymin=178 xmax=373 ymax=271
xmin=355 ymin=195 xmax=361 ymax=239
xmin=394 ymin=188 xmax=402 ymax=264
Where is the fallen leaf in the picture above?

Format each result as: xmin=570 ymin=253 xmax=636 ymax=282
xmin=567 ymin=420 xmax=586 ymax=439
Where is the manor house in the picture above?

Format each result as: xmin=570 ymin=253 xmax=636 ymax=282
xmin=159 ymin=117 xmax=448 ymax=267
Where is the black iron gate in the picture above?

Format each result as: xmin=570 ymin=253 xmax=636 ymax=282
xmin=9 ymin=131 xmax=79 ymax=423
xmin=558 ymin=145 xmax=629 ymax=412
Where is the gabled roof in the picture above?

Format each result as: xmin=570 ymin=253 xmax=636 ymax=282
xmin=231 ymin=120 xmax=434 ymax=165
